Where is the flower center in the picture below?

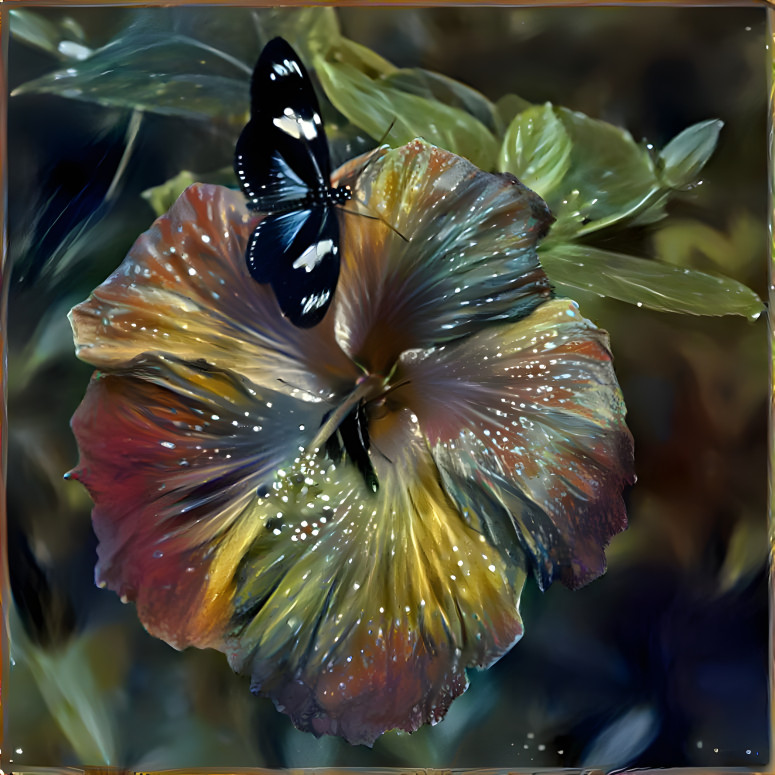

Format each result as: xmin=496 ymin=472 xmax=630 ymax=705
xmin=307 ymin=373 xmax=392 ymax=494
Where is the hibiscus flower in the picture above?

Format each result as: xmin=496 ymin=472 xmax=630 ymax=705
xmin=68 ymin=139 xmax=634 ymax=746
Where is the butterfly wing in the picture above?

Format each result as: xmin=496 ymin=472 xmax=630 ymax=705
xmin=235 ymin=37 xmax=331 ymax=211
xmin=246 ymin=206 xmax=340 ymax=327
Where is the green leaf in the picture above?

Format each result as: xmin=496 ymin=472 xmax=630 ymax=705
xmin=499 ymin=107 xmax=723 ymax=240
xmin=254 ymin=7 xmax=341 ymax=62
xmin=659 ymin=118 xmax=723 ymax=188
xmin=546 ymin=107 xmax=661 ymax=239
xmin=625 ymin=192 xmax=670 ymax=227
xmin=10 ymin=8 xmax=91 ymax=60
xmin=12 ymin=9 xmax=255 ymax=121
xmin=386 ymin=68 xmax=502 ymax=135
xmin=12 ymin=621 xmax=119 ymax=766
xmin=498 ymin=102 xmax=572 ymax=197
xmin=142 ymin=167 xmax=236 ymax=216
xmin=315 ymin=52 xmax=498 ymax=169
xmin=495 ymin=93 xmax=534 ymax=128
xmin=539 ymin=242 xmax=764 ymax=320
xmin=335 ymin=38 xmax=396 ymax=77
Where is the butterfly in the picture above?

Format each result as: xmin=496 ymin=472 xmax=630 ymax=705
xmin=235 ymin=37 xmax=352 ymax=328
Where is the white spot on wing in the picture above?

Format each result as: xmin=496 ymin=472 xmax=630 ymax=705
xmin=293 ymin=239 xmax=334 ymax=272
xmin=301 ymin=289 xmax=331 ymax=314
xmin=273 ymin=58 xmax=303 ymax=79
xmin=273 ymin=110 xmax=320 ymax=142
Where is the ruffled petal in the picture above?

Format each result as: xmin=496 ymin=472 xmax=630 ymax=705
xmin=332 ymin=140 xmax=554 ymax=373
xmin=67 ymin=140 xmax=632 ymax=746
xmin=398 ymin=298 xmax=634 ymax=590
xmin=224 ymin=411 xmax=525 ymax=746
xmin=68 ymin=354 xmax=325 ymax=649
xmin=69 ymin=184 xmax=358 ymax=395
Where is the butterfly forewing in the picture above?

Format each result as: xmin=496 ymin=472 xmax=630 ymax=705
xmin=246 ymin=207 xmax=340 ymax=327
xmin=236 ymin=37 xmax=331 ymax=212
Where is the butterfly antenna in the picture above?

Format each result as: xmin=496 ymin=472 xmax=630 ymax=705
xmin=382 ymin=377 xmax=411 ymax=397
xmin=277 ymin=378 xmax=332 ymax=402
xmin=340 ymin=207 xmax=409 ymax=242
xmin=338 ymin=119 xmax=410 ymax=241
xmin=373 ymin=118 xmax=397 ymax=153
xmin=346 ymin=118 xmax=397 ymax=184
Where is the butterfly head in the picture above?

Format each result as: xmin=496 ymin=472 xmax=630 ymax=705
xmin=334 ymin=183 xmax=352 ymax=205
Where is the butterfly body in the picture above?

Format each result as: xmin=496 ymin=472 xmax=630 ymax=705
xmin=235 ymin=37 xmax=350 ymax=327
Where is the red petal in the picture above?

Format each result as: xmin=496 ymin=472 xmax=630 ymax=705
xmin=69 ymin=355 xmax=323 ymax=649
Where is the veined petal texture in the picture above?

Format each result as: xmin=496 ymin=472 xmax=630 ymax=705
xmin=333 ymin=140 xmax=554 ymax=372
xmin=400 ymin=298 xmax=634 ymax=590
xmin=226 ymin=425 xmax=525 ymax=746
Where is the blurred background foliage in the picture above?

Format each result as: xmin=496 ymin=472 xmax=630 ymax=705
xmin=4 ymin=4 xmax=769 ymax=770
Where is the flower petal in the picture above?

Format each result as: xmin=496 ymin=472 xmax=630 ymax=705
xmin=225 ymin=413 xmax=525 ymax=746
xmin=333 ymin=140 xmax=554 ymax=373
xmin=71 ymin=352 xmax=525 ymax=746
xmin=68 ymin=354 xmax=324 ymax=649
xmin=69 ymin=183 xmax=358 ymax=395
xmin=399 ymin=298 xmax=634 ymax=590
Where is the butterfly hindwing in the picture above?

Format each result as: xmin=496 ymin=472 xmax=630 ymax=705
xmin=246 ymin=207 xmax=340 ymax=328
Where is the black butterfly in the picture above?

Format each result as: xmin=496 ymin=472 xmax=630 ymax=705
xmin=235 ymin=37 xmax=352 ymax=328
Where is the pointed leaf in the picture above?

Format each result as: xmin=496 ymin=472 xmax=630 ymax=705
xmin=498 ymin=102 xmax=572 ymax=197
xmin=540 ymin=242 xmax=764 ymax=319
xmin=12 ymin=10 xmax=253 ymax=120
xmin=315 ymin=55 xmax=498 ymax=169
xmin=547 ymin=107 xmax=660 ymax=238
xmin=386 ymin=68 xmax=502 ymax=134
xmin=659 ymin=119 xmax=723 ymax=188
xmin=10 ymin=8 xmax=90 ymax=60
xmin=141 ymin=167 xmax=236 ymax=217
